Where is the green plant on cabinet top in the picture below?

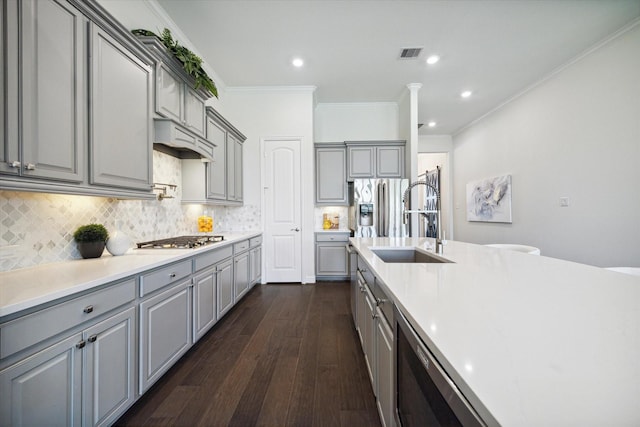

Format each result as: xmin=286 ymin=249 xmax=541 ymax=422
xmin=132 ymin=28 xmax=218 ymax=98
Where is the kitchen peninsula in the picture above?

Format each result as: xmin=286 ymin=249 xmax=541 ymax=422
xmin=350 ymin=237 xmax=640 ymax=426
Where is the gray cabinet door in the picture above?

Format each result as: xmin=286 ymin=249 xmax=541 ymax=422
xmin=376 ymin=146 xmax=405 ymax=178
xmin=90 ymin=24 xmax=152 ymax=191
xmin=193 ymin=266 xmax=217 ymax=342
xmin=363 ymin=286 xmax=376 ymax=388
xmin=234 ymin=251 xmax=250 ymax=301
xmin=315 ymin=146 xmax=348 ymax=205
xmin=234 ymin=139 xmax=243 ymax=202
xmin=155 ymin=63 xmax=183 ymax=123
xmin=250 ymin=246 xmax=262 ymax=285
xmin=316 ymin=243 xmax=348 ymax=277
xmin=375 ymin=312 xmax=394 ymax=427
xmin=139 ymin=280 xmax=192 ymax=394
xmin=0 ymin=0 xmax=19 ymax=176
xmin=19 ymin=0 xmax=84 ymax=182
xmin=0 ymin=332 xmax=83 ymax=427
xmin=226 ymin=134 xmax=236 ymax=200
xmin=184 ymin=86 xmax=206 ymax=137
xmin=83 ymin=307 xmax=136 ymax=427
xmin=216 ymin=258 xmax=234 ymax=318
xmin=206 ymin=118 xmax=227 ymax=200
xmin=347 ymin=146 xmax=375 ymax=180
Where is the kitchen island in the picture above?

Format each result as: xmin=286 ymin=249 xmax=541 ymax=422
xmin=350 ymin=237 xmax=640 ymax=426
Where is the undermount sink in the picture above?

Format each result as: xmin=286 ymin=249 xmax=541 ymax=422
xmin=370 ymin=247 xmax=452 ymax=264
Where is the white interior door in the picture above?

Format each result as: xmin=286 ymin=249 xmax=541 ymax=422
xmin=263 ymin=139 xmax=302 ymax=282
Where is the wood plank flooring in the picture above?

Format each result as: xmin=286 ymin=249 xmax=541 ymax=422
xmin=114 ymin=282 xmax=381 ymax=427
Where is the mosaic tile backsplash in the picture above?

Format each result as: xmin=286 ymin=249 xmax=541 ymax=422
xmin=0 ymin=151 xmax=260 ymax=272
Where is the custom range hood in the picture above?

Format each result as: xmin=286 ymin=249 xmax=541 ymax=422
xmin=153 ymin=119 xmax=215 ymax=161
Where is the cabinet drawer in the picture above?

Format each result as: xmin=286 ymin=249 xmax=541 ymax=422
xmin=233 ymin=240 xmax=249 ymax=254
xmin=358 ymin=257 xmax=375 ymax=286
xmin=316 ymin=233 xmax=349 ymax=242
xmin=0 ymin=279 xmax=136 ymax=359
xmin=249 ymin=236 xmax=262 ymax=247
xmin=194 ymin=245 xmax=233 ymax=272
xmin=140 ymin=260 xmax=192 ymax=297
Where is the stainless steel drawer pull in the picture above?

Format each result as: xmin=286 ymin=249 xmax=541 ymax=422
xmin=88 ymin=335 xmax=97 ymax=343
xmin=9 ymin=161 xmax=20 ymax=168
xmin=83 ymin=305 xmax=94 ymax=314
xmin=76 ymin=340 xmax=86 ymax=349
xmin=25 ymin=163 xmax=36 ymax=170
xmin=170 ymin=273 xmax=176 ymax=278
xmin=376 ymin=298 xmax=387 ymax=307
xmin=372 ymin=313 xmax=378 ymax=320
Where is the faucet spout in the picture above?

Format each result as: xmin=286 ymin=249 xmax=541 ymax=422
xmin=402 ymin=180 xmax=443 ymax=254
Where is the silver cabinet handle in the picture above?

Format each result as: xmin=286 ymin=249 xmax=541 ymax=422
xmin=76 ymin=340 xmax=86 ymax=349
xmin=88 ymin=335 xmax=98 ymax=343
xmin=376 ymin=298 xmax=387 ymax=307
xmin=9 ymin=161 xmax=20 ymax=168
xmin=83 ymin=305 xmax=94 ymax=314
xmin=291 ymin=227 xmax=300 ymax=232
xmin=170 ymin=273 xmax=176 ymax=278
xmin=371 ymin=313 xmax=378 ymax=320
xmin=25 ymin=163 xmax=36 ymax=170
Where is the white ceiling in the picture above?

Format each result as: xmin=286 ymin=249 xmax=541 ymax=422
xmin=155 ymin=0 xmax=640 ymax=135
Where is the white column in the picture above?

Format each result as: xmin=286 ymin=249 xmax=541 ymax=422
xmin=406 ymin=83 xmax=422 ymax=236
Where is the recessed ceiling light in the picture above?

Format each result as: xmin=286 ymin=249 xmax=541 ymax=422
xmin=428 ymin=121 xmax=437 ymax=128
xmin=461 ymin=90 xmax=472 ymax=98
xmin=292 ymin=58 xmax=304 ymax=67
xmin=426 ymin=55 xmax=440 ymax=65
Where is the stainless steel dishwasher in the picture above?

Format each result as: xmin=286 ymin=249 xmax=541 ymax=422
xmin=394 ymin=306 xmax=498 ymax=427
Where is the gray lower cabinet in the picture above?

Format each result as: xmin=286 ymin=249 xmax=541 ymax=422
xmin=375 ymin=308 xmax=394 ymax=427
xmin=139 ymin=279 xmax=192 ymax=394
xmin=216 ymin=258 xmax=234 ymax=318
xmin=315 ymin=232 xmax=350 ymax=280
xmin=233 ymin=240 xmax=250 ymax=301
xmin=315 ymin=145 xmax=348 ymax=205
xmin=83 ymin=306 xmax=136 ymax=427
xmin=192 ymin=266 xmax=217 ymax=343
xmin=346 ymin=142 xmax=405 ymax=181
xmin=0 ymin=332 xmax=83 ymax=427
xmin=249 ymin=235 xmax=262 ymax=287
xmin=0 ymin=280 xmax=136 ymax=427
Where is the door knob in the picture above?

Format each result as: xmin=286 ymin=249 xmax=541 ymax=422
xmin=291 ymin=227 xmax=300 ymax=232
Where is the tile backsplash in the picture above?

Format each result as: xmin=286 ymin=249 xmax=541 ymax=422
xmin=0 ymin=151 xmax=260 ymax=272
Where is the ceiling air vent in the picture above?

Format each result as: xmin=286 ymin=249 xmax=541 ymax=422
xmin=400 ymin=47 xmax=423 ymax=59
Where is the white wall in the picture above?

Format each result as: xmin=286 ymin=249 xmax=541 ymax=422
xmin=222 ymin=87 xmax=317 ymax=282
xmin=452 ymin=23 xmax=640 ymax=267
xmin=314 ymin=102 xmax=399 ymax=142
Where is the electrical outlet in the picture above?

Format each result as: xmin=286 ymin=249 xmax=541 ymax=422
xmin=560 ymin=197 xmax=569 ymax=207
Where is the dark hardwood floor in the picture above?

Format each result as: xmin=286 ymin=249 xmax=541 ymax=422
xmin=115 ymin=282 xmax=381 ymax=427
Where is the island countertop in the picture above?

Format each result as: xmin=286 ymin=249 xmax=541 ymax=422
xmin=0 ymin=232 xmax=261 ymax=318
xmin=349 ymin=237 xmax=640 ymax=426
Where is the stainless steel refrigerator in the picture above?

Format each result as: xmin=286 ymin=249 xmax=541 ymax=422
xmin=349 ymin=178 xmax=409 ymax=237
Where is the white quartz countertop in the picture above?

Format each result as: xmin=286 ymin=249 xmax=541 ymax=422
xmin=0 ymin=232 xmax=261 ymax=318
xmin=350 ymin=237 xmax=640 ymax=426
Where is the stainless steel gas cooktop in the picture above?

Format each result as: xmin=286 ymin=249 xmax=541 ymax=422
xmin=136 ymin=235 xmax=224 ymax=249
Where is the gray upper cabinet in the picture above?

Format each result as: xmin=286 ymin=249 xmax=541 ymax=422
xmin=315 ymin=144 xmax=348 ymax=205
xmin=0 ymin=0 xmax=155 ymax=198
xmin=376 ymin=145 xmax=405 ymax=178
xmin=346 ymin=141 xmax=405 ymax=181
xmin=22 ymin=0 xmax=84 ymax=183
xmin=90 ymin=23 xmax=153 ymax=191
xmin=1 ymin=0 xmax=84 ymax=182
xmin=206 ymin=117 xmax=227 ymax=200
xmin=181 ymin=106 xmax=245 ymax=205
xmin=138 ymin=36 xmax=208 ymax=139
xmin=347 ymin=145 xmax=375 ymax=179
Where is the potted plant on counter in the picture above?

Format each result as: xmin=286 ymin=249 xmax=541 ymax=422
xmin=73 ymin=224 xmax=109 ymax=259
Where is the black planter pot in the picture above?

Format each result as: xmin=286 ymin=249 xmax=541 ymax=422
xmin=77 ymin=241 xmax=106 ymax=259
